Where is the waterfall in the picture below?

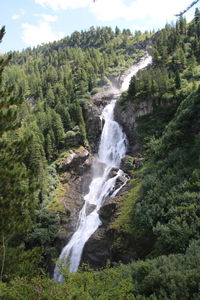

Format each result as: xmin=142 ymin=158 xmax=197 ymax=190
xmin=54 ymin=54 xmax=152 ymax=282
xmin=120 ymin=54 xmax=152 ymax=92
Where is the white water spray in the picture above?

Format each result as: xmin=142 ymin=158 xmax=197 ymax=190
xmin=54 ymin=54 xmax=152 ymax=282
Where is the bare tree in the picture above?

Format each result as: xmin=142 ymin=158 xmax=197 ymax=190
xmin=175 ymin=0 xmax=199 ymax=17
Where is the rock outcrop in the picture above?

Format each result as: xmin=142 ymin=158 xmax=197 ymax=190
xmin=58 ymin=147 xmax=91 ymax=175
xmin=114 ymin=99 xmax=154 ymax=154
xmin=81 ymin=195 xmax=138 ymax=269
xmin=114 ymin=96 xmax=178 ymax=154
xmin=54 ymin=147 xmax=94 ymax=252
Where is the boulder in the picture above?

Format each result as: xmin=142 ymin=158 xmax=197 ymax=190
xmin=120 ymin=155 xmax=134 ymax=174
xmin=99 ymin=199 xmax=118 ymax=225
xmin=85 ymin=202 xmax=96 ymax=216
xmin=81 ymin=226 xmax=114 ymax=269
xmin=120 ymin=155 xmax=146 ymax=178
xmin=58 ymin=147 xmax=92 ymax=175
xmin=108 ymin=167 xmax=119 ymax=178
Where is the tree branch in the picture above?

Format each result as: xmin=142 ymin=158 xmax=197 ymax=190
xmin=175 ymin=0 xmax=199 ymax=17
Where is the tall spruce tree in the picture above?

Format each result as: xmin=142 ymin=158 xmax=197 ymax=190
xmin=0 ymin=27 xmax=36 ymax=281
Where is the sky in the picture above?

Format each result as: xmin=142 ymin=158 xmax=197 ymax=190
xmin=0 ymin=0 xmax=198 ymax=53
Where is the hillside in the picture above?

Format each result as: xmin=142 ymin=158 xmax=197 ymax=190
xmin=1 ymin=8 xmax=200 ymax=299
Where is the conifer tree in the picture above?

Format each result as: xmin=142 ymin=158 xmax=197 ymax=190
xmin=0 ymin=27 xmax=36 ymax=281
xmin=175 ymin=70 xmax=181 ymax=89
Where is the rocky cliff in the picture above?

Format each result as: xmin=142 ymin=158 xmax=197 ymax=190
xmin=114 ymin=96 xmax=178 ymax=154
xmin=114 ymin=98 xmax=153 ymax=154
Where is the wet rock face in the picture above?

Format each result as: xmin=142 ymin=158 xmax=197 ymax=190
xmin=114 ymin=99 xmax=154 ymax=155
xmin=82 ymin=87 xmax=121 ymax=152
xmin=85 ymin=203 xmax=96 ymax=216
xmin=80 ymin=155 xmax=148 ymax=270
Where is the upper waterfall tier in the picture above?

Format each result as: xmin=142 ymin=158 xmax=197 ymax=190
xmin=121 ymin=54 xmax=152 ymax=92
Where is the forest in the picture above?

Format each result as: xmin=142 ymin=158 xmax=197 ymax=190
xmin=0 ymin=7 xmax=200 ymax=300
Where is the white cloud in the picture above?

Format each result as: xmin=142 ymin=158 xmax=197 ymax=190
xmin=41 ymin=14 xmax=58 ymax=22
xmin=21 ymin=21 xmax=64 ymax=47
xmin=34 ymin=0 xmax=194 ymax=24
xmin=35 ymin=0 xmax=91 ymax=10
xmin=89 ymin=0 xmax=193 ymax=22
xmin=34 ymin=14 xmax=58 ymax=22
xmin=12 ymin=8 xmax=25 ymax=20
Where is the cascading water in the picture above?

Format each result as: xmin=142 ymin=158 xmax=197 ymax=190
xmin=54 ymin=54 xmax=152 ymax=282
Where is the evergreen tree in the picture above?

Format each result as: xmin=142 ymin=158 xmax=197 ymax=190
xmin=0 ymin=27 xmax=37 ymax=281
xmin=51 ymin=110 xmax=65 ymax=149
xmin=175 ymin=70 xmax=181 ymax=89
xmin=115 ymin=26 xmax=121 ymax=36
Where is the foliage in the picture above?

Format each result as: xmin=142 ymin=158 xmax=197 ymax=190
xmin=134 ymin=87 xmax=200 ymax=255
xmin=136 ymin=104 xmax=178 ymax=146
xmin=1 ymin=241 xmax=200 ymax=299
xmin=123 ymin=14 xmax=200 ymax=104
xmin=0 ymin=27 xmax=42 ymax=278
xmin=0 ymin=247 xmax=44 ymax=281
xmin=130 ymin=239 xmax=200 ymax=299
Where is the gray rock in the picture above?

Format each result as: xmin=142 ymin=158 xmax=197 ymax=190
xmin=108 ymin=167 xmax=119 ymax=178
xmin=81 ymin=227 xmax=114 ymax=269
xmin=99 ymin=200 xmax=118 ymax=225
xmin=114 ymin=99 xmax=154 ymax=154
xmin=85 ymin=202 xmax=96 ymax=216
xmin=58 ymin=147 xmax=91 ymax=175
xmin=81 ymin=197 xmax=120 ymax=269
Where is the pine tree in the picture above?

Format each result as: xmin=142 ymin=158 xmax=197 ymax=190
xmin=51 ymin=110 xmax=65 ymax=149
xmin=0 ymin=27 xmax=37 ymax=281
xmin=128 ymin=76 xmax=137 ymax=98
xmin=115 ymin=26 xmax=121 ymax=36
